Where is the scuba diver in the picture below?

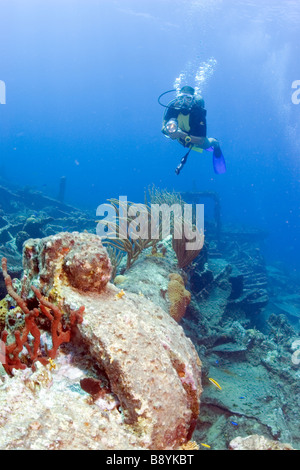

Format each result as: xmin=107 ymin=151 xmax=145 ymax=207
xmin=159 ymin=86 xmax=226 ymax=175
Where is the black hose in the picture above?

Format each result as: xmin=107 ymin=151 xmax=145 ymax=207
xmin=175 ymin=147 xmax=192 ymax=175
xmin=157 ymin=89 xmax=176 ymax=108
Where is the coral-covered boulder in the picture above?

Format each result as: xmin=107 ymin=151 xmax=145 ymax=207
xmin=22 ymin=231 xmax=112 ymax=295
xmin=229 ymin=434 xmax=295 ymax=450
xmin=17 ymin=232 xmax=202 ymax=450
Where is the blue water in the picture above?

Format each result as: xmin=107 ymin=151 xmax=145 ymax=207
xmin=0 ymin=0 xmax=299 ymax=275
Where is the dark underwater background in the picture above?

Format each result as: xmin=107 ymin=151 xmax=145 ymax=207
xmin=0 ymin=0 xmax=299 ymax=275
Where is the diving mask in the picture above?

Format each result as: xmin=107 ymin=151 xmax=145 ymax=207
xmin=175 ymin=93 xmax=195 ymax=110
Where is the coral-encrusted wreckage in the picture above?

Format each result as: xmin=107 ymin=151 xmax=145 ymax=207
xmin=0 ymin=186 xmax=299 ymax=450
xmin=0 ymin=232 xmax=202 ymax=450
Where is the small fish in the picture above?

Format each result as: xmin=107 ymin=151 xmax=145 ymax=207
xmin=230 ymin=421 xmax=238 ymax=426
xmin=208 ymin=378 xmax=222 ymax=390
xmin=115 ymin=289 xmax=125 ymax=300
xmin=200 ymin=443 xmax=211 ymax=448
xmin=48 ymin=358 xmax=56 ymax=371
xmin=9 ymin=306 xmax=15 ymax=310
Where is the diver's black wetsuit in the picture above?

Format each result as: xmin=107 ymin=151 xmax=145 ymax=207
xmin=163 ymin=98 xmax=207 ymax=138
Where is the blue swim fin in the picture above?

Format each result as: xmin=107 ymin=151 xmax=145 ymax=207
xmin=213 ymin=151 xmax=226 ymax=174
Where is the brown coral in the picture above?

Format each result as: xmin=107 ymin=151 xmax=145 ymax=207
xmin=62 ymin=234 xmax=112 ymax=292
xmin=167 ymin=273 xmax=191 ymax=322
xmin=21 ymin=232 xmax=112 ymax=297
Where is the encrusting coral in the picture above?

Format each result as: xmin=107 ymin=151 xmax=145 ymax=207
xmin=229 ymin=434 xmax=295 ymax=450
xmin=0 ymin=232 xmax=202 ymax=450
xmin=0 ymin=257 xmax=84 ymax=375
xmin=168 ymin=273 xmax=191 ymax=322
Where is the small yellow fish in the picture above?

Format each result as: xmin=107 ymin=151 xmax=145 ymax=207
xmin=208 ymin=377 xmax=222 ymax=390
xmin=48 ymin=358 xmax=56 ymax=371
xmin=115 ymin=289 xmax=125 ymax=300
xmin=200 ymin=443 xmax=211 ymax=449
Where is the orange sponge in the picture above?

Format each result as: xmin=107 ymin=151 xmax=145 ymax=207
xmin=167 ymin=273 xmax=191 ymax=323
